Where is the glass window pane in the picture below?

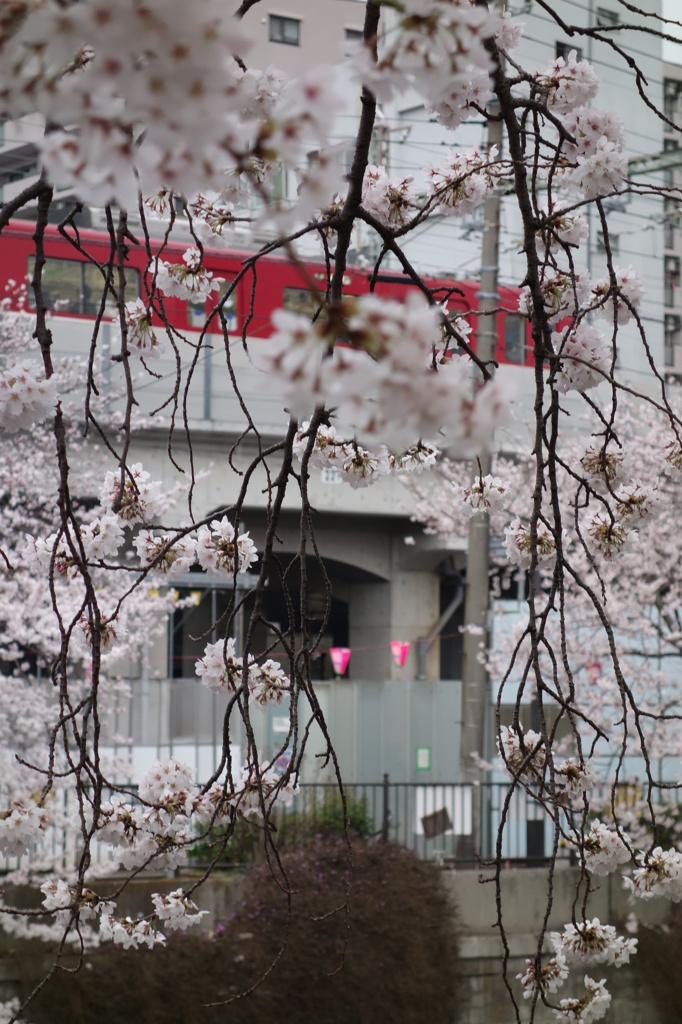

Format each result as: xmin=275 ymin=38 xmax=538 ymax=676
xmin=83 ymin=262 xmax=140 ymax=316
xmin=27 ymin=256 xmax=82 ymax=314
xmin=28 ymin=256 xmax=141 ymax=316
xmin=505 ymin=315 xmax=526 ymax=364
xmin=282 ymin=286 xmax=327 ymax=320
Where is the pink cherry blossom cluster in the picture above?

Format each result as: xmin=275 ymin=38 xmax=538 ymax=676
xmin=550 ymin=919 xmax=637 ymax=968
xmin=517 ymin=953 xmax=569 ymax=1000
xmin=0 ymin=361 xmax=57 ymax=433
xmin=422 ymin=11 xmax=523 ymax=130
xmin=623 ymin=846 xmax=682 ymax=902
xmin=188 ymin=193 xmax=237 ymax=248
xmin=518 ymin=270 xmax=593 ymax=323
xmin=553 ymin=323 xmax=611 ymax=394
xmin=503 ymin=518 xmax=558 ymax=570
xmin=537 ymin=204 xmax=589 ymax=253
xmin=592 ymin=266 xmax=645 ymax=327
xmin=553 ymin=976 xmax=611 ymax=1023
xmin=567 ymin=819 xmax=630 ymax=876
xmin=362 ymin=165 xmax=419 ymax=229
xmin=425 ymin=145 xmax=500 ymax=216
xmin=0 ymin=802 xmax=49 ymax=858
xmin=349 ymin=0 xmax=496 ymax=106
xmin=195 ymin=638 xmax=290 ymax=709
xmin=535 ymin=50 xmax=600 ymax=114
xmin=100 ymin=463 xmax=166 ymax=526
xmin=555 ymin=759 xmax=599 ymax=798
xmin=134 ymin=530 xmax=197 ymax=581
xmin=498 ymin=725 xmax=546 ymax=781
xmin=150 ymin=248 xmax=224 ymax=302
xmin=580 ymin=510 xmax=635 ymax=560
xmin=580 ymin=443 xmax=631 ymax=491
xmin=124 ymin=299 xmax=161 ymax=361
xmin=151 ymin=889 xmax=208 ymax=932
xmin=292 ymin=423 xmax=439 ymax=488
xmin=196 ymin=516 xmax=258 ymax=578
xmin=452 ymin=474 xmax=511 ymax=517
xmin=265 ymin=293 xmax=506 ymax=452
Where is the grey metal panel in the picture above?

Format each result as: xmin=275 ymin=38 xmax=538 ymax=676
xmin=357 ymin=680 xmax=384 ymax=780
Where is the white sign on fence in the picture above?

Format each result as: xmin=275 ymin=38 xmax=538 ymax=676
xmin=414 ymin=786 xmax=473 ymax=836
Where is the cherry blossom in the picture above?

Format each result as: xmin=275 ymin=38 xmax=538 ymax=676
xmin=537 ymin=204 xmax=589 ymax=252
xmin=349 ymin=0 xmax=496 ymax=105
xmin=425 ymin=67 xmax=493 ymax=130
xmin=151 ymin=889 xmax=208 ymax=931
xmin=580 ymin=510 xmax=633 ymax=560
xmin=452 ymin=474 xmax=511 ymax=517
xmin=80 ymin=514 xmax=125 ymax=562
xmin=556 ymin=759 xmax=599 ymax=797
xmin=362 ymin=165 xmax=420 ymax=228
xmin=560 ymin=140 xmax=628 ymax=200
xmin=151 ymin=249 xmax=224 ymax=302
xmin=196 ymin=517 xmax=258 ymax=578
xmin=134 ymin=530 xmax=197 ymax=581
xmin=232 ymin=762 xmax=299 ymax=819
xmin=535 ymin=50 xmax=600 ymax=114
xmin=567 ymin=820 xmax=630 ymax=876
xmin=99 ymin=913 xmax=166 ymax=950
xmin=248 ymin=659 xmax=290 ymax=709
xmin=195 ymin=638 xmax=244 ymax=695
xmin=0 ymin=802 xmax=49 ymax=858
xmin=0 ymin=361 xmax=57 ymax=432
xmin=100 ymin=463 xmax=166 ymax=526
xmin=550 ymin=919 xmax=637 ymax=968
xmin=553 ymin=976 xmax=611 ymax=1023
xmin=579 ymin=443 xmax=631 ymax=492
xmin=517 ymin=953 xmax=569 ymax=1000
xmin=553 ymin=323 xmax=611 ymax=394
xmin=498 ymin=726 xmax=546 ymax=781
xmin=592 ymin=266 xmax=644 ymax=326
xmin=518 ymin=270 xmax=592 ymax=323
xmin=504 ymin=518 xmax=558 ymax=569
xmin=123 ymin=299 xmax=161 ymax=360
xmin=425 ymin=145 xmax=499 ymax=216
xmin=623 ymin=847 xmax=682 ymax=902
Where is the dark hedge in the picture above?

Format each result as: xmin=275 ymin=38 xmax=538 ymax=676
xmin=18 ymin=839 xmax=460 ymax=1024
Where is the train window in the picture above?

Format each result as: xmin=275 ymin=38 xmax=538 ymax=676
xmin=27 ymin=256 xmax=140 ymax=316
xmin=504 ymin=314 xmax=526 ymax=364
xmin=282 ymin=286 xmax=328 ymax=321
xmin=187 ymin=299 xmax=205 ymax=327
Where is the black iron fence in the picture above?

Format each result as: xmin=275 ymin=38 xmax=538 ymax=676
xmin=267 ymin=778 xmax=554 ymax=864
xmin=2 ymin=778 xmax=670 ymax=873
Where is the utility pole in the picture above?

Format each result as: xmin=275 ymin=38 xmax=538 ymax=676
xmin=458 ymin=104 xmax=504 ymax=853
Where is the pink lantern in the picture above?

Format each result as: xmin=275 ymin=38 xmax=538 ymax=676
xmin=329 ymin=647 xmax=351 ymax=676
xmin=390 ymin=640 xmax=410 ymax=668
xmin=586 ymin=661 xmax=602 ymax=684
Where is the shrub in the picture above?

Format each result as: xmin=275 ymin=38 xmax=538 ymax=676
xmin=21 ymin=840 xmax=460 ymax=1024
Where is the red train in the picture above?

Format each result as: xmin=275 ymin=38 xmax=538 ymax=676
xmin=0 ymin=218 xmax=531 ymax=367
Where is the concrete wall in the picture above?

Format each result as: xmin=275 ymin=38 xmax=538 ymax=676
xmin=1 ymin=865 xmax=670 ymax=1022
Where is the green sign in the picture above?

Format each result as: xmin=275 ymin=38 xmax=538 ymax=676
xmin=415 ymin=746 xmax=431 ymax=771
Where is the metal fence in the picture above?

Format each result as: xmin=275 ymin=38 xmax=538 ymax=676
xmin=2 ymin=778 xmax=672 ymax=874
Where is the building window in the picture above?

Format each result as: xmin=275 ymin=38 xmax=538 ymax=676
xmin=597 ymin=231 xmax=619 ymax=256
xmin=664 ymin=80 xmax=682 ymax=123
xmin=556 ymin=41 xmax=582 ymax=62
xmin=665 ymin=255 xmax=680 ymax=308
xmin=665 ymin=314 xmax=682 ymax=367
xmin=665 ymin=219 xmax=675 ymax=251
xmin=269 ymin=14 xmax=300 ymax=45
xmin=596 ymin=8 xmax=619 ymax=27
xmin=345 ymin=27 xmax=363 ymax=40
